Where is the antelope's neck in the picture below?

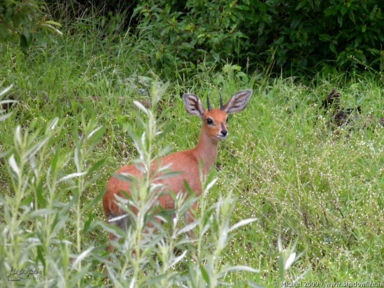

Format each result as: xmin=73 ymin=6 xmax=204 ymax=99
xmin=192 ymin=130 xmax=219 ymax=175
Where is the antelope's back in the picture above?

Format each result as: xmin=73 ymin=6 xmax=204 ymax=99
xmin=103 ymin=150 xmax=201 ymax=217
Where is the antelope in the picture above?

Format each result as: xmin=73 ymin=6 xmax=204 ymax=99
xmin=103 ymin=89 xmax=252 ymax=248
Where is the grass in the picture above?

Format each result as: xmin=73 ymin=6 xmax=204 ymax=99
xmin=1 ymin=18 xmax=384 ymax=287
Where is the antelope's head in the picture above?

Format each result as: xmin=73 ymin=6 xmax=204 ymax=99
xmin=183 ymin=90 xmax=252 ymax=141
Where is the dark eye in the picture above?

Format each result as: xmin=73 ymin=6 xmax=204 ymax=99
xmin=207 ymin=118 xmax=214 ymax=125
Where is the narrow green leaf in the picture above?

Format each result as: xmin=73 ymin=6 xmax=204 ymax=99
xmin=177 ymin=219 xmax=200 ymax=236
xmin=50 ymin=149 xmax=60 ymax=176
xmin=0 ymin=100 xmax=18 ymax=106
xmin=87 ymin=125 xmax=104 ymax=141
xmin=9 ymin=154 xmax=20 ymax=177
xmin=58 ymin=171 xmax=87 ymax=183
xmin=228 ymin=218 xmax=257 ymax=233
xmin=31 ymin=209 xmax=56 ymax=217
xmin=200 ymin=265 xmax=210 ymax=285
xmin=221 ymin=265 xmax=259 ymax=274
xmin=113 ymin=173 xmax=135 ymax=183
xmin=247 ymin=281 xmax=265 ymax=288
xmin=170 ymin=250 xmax=188 ymax=268
xmin=153 ymin=170 xmax=183 ymax=181
xmin=37 ymin=246 xmax=46 ymax=269
xmin=45 ymin=20 xmax=62 ymax=27
xmin=83 ymin=213 xmax=93 ymax=233
xmin=40 ymin=23 xmax=63 ymax=36
xmin=0 ymin=84 xmax=13 ymax=97
xmin=72 ymin=247 xmax=94 ymax=269
xmin=133 ymin=100 xmax=149 ymax=115
xmin=24 ymin=136 xmax=50 ymax=161
xmin=48 ymin=117 xmax=59 ymax=130
xmin=36 ymin=180 xmax=47 ymax=208
xmin=88 ymin=158 xmax=106 ymax=175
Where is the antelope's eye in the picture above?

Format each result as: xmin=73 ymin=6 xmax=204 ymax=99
xmin=207 ymin=118 xmax=214 ymax=125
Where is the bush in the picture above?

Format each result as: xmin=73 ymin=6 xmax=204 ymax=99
xmin=132 ymin=0 xmax=246 ymax=77
xmin=132 ymin=0 xmax=384 ymax=74
xmin=0 ymin=82 xmax=266 ymax=287
xmin=0 ymin=0 xmax=61 ymax=51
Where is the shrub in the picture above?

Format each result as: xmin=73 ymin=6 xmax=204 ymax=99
xmin=132 ymin=0 xmax=246 ymax=77
xmin=0 ymin=0 xmax=62 ymax=51
xmin=132 ymin=0 xmax=384 ymax=74
xmin=0 ymin=82 xmax=265 ymax=287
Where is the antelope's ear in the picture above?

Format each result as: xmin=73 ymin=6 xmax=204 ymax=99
xmin=182 ymin=94 xmax=205 ymax=118
xmin=222 ymin=90 xmax=252 ymax=114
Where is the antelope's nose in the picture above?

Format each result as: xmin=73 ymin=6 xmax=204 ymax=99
xmin=221 ymin=130 xmax=228 ymax=136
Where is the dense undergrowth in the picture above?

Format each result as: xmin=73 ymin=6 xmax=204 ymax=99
xmin=1 ymin=9 xmax=384 ymax=288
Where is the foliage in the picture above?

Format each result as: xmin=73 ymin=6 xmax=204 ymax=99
xmin=132 ymin=0 xmax=247 ymax=77
xmin=0 ymin=114 xmax=105 ymax=286
xmin=102 ymin=84 xmax=259 ymax=287
xmin=1 ymin=17 xmax=384 ymax=286
xmin=0 ymin=0 xmax=61 ymax=51
xmin=132 ymin=0 xmax=384 ymax=75
xmin=0 ymin=81 xmax=261 ymax=287
xmin=0 ymin=85 xmax=17 ymax=122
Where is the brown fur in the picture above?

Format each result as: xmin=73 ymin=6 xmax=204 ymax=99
xmin=103 ymin=90 xmax=252 ymax=249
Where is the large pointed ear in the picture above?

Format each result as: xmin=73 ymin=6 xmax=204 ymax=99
xmin=182 ymin=93 xmax=205 ymax=118
xmin=222 ymin=89 xmax=252 ymax=114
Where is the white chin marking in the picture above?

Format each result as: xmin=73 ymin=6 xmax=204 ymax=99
xmin=217 ymin=135 xmax=227 ymax=140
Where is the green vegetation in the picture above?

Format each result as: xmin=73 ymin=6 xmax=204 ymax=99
xmin=1 ymin=2 xmax=384 ymax=287
xmin=0 ymin=0 xmax=62 ymax=51
xmin=133 ymin=0 xmax=384 ymax=74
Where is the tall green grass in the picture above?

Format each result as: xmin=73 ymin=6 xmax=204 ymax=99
xmin=1 ymin=17 xmax=384 ymax=287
